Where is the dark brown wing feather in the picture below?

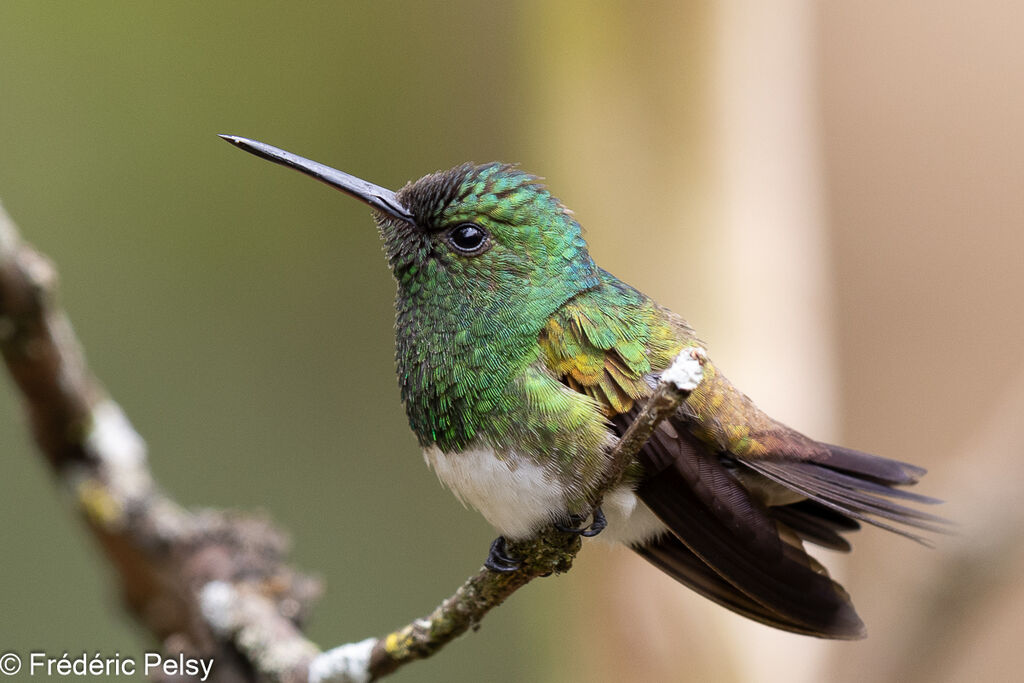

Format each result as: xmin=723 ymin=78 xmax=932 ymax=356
xmin=614 ymin=414 xmax=868 ymax=639
xmin=769 ymin=500 xmax=859 ymax=552
xmin=818 ymin=443 xmax=926 ymax=484
xmin=740 ymin=443 xmax=949 ymax=544
xmin=635 ymin=534 xmax=856 ymax=637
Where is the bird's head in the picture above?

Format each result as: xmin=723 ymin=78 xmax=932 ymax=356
xmin=383 ymin=162 xmax=599 ymax=303
xmin=221 ymin=136 xmax=601 ymax=317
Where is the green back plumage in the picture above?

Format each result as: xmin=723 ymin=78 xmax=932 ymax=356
xmin=540 ymin=273 xmax=690 ymax=415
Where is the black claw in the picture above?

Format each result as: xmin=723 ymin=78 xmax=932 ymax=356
xmin=555 ymin=506 xmax=607 ymax=538
xmin=485 ymin=536 xmax=521 ymax=573
xmin=580 ymin=506 xmax=607 ymax=537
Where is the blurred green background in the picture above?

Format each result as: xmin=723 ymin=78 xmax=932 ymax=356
xmin=0 ymin=3 xmax=560 ymax=681
xmin=3 ymin=2 xmax=1023 ymax=682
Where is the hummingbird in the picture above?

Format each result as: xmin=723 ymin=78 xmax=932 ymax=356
xmin=221 ymin=135 xmax=946 ymax=639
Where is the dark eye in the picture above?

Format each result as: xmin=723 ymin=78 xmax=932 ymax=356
xmin=448 ymin=223 xmax=489 ymax=254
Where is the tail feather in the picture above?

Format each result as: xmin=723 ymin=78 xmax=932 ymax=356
xmin=742 ymin=444 xmax=952 ymax=545
xmin=819 ymin=443 xmax=926 ymax=485
xmin=621 ymin=415 xmax=870 ymax=639
xmin=770 ymin=500 xmax=857 ymax=552
xmin=634 ymin=533 xmax=866 ymax=639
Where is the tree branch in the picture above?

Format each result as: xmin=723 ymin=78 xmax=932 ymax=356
xmin=0 ymin=202 xmax=705 ymax=682
xmin=0 ymin=205 xmax=321 ymax=682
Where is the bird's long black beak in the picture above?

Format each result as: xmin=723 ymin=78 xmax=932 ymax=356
xmin=219 ymin=135 xmax=414 ymax=224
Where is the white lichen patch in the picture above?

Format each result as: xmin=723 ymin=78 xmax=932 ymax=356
xmin=68 ymin=400 xmax=154 ymax=525
xmin=308 ymin=638 xmax=378 ymax=683
xmin=662 ymin=347 xmax=707 ymax=392
xmin=86 ymin=400 xmax=147 ymax=469
xmin=199 ymin=580 xmax=239 ymax=635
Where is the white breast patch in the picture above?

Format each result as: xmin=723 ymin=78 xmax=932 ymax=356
xmin=424 ymin=445 xmax=565 ymax=540
xmin=423 ymin=445 xmax=669 ymax=546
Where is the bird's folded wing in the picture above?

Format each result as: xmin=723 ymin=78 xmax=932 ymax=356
xmin=635 ymin=532 xmax=851 ymax=637
xmin=616 ymin=414 xmax=868 ymax=639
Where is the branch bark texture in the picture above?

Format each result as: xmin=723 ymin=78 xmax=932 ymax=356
xmin=0 ymin=206 xmax=321 ymax=682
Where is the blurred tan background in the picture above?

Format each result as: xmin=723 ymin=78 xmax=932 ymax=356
xmin=1 ymin=2 xmax=1021 ymax=682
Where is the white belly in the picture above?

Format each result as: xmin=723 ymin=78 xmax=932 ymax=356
xmin=423 ymin=445 xmax=667 ymax=545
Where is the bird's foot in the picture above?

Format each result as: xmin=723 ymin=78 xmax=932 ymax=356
xmin=484 ymin=536 xmax=521 ymax=573
xmin=555 ymin=506 xmax=607 ymax=538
